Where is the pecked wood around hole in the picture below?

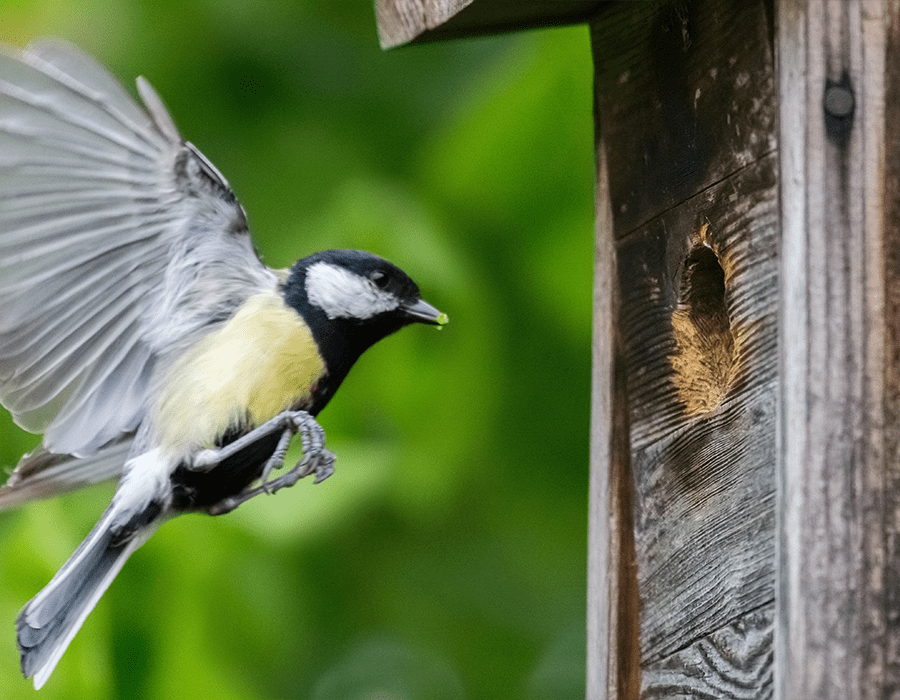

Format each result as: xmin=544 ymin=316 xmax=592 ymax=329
xmin=669 ymin=223 xmax=738 ymax=416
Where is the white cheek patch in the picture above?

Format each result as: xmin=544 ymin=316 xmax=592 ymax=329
xmin=305 ymin=261 xmax=400 ymax=320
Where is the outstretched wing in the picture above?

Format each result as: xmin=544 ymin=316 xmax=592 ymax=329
xmin=0 ymin=40 xmax=275 ymax=498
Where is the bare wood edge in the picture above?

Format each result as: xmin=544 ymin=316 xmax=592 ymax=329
xmin=588 ymin=139 xmax=639 ymax=699
xmin=375 ymin=0 xmax=473 ymax=49
xmin=374 ymin=0 xmax=599 ymax=49
xmin=774 ymin=0 xmax=809 ymax=691
xmin=776 ymin=0 xmax=898 ymax=696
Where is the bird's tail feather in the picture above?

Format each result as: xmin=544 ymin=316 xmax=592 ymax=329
xmin=16 ymin=509 xmax=144 ymax=689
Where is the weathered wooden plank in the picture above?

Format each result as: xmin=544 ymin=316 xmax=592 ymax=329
xmin=643 ymin=604 xmax=774 ymax=700
xmin=775 ymin=0 xmax=900 ymax=697
xmin=617 ymin=154 xmax=778 ymax=664
xmin=375 ymin=0 xmax=599 ymax=48
xmin=588 ymin=141 xmax=640 ymax=700
xmin=592 ymin=2 xmax=778 ymax=689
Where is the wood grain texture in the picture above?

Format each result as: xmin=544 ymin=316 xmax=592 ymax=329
xmin=643 ymin=604 xmax=774 ymax=699
xmin=775 ymin=0 xmax=900 ymax=697
xmin=375 ymin=0 xmax=599 ymax=48
xmin=593 ymin=3 xmax=779 ymax=689
xmin=592 ymin=0 xmax=776 ymax=238
xmin=618 ymin=155 xmax=778 ymax=665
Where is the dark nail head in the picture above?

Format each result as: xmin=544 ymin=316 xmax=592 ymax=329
xmin=824 ymin=86 xmax=854 ymax=118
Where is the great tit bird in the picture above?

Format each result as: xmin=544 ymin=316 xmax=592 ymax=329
xmin=0 ymin=40 xmax=447 ymax=688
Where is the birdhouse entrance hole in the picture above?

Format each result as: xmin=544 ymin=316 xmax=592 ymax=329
xmin=669 ymin=226 xmax=736 ymax=416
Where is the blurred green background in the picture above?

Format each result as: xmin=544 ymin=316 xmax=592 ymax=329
xmin=0 ymin=2 xmax=594 ymax=699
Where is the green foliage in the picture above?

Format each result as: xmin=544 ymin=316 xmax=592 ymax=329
xmin=1 ymin=5 xmax=593 ymax=699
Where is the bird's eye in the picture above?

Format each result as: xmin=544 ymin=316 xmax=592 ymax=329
xmin=370 ymin=270 xmax=389 ymax=289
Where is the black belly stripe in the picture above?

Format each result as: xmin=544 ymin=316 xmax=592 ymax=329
xmin=170 ymin=430 xmax=282 ymax=511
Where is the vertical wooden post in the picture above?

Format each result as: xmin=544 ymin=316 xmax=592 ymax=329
xmin=776 ymin=0 xmax=900 ymax=697
xmin=591 ymin=1 xmax=779 ymax=695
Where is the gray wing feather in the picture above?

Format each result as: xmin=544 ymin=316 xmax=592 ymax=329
xmin=0 ymin=40 xmax=274 ymax=494
xmin=0 ymin=440 xmax=131 ymax=509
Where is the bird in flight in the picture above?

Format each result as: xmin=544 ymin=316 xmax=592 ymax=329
xmin=0 ymin=39 xmax=447 ymax=688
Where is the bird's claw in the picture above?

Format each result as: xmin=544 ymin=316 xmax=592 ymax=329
xmin=205 ymin=410 xmax=334 ymax=515
xmin=308 ymin=449 xmax=336 ymax=484
xmin=264 ymin=448 xmax=336 ymax=493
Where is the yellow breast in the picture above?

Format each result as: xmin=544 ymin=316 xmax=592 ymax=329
xmin=155 ymin=292 xmax=325 ymax=452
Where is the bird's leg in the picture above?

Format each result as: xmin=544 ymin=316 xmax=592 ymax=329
xmin=257 ymin=427 xmax=294 ymax=494
xmin=189 ymin=411 xmax=307 ymax=472
xmin=206 ymin=449 xmax=336 ymax=516
xmin=200 ymin=410 xmax=337 ymax=516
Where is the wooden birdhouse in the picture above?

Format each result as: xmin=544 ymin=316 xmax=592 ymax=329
xmin=375 ymin=1 xmax=900 ymax=698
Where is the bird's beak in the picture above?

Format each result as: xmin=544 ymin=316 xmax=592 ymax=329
xmin=404 ymin=298 xmax=449 ymax=326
